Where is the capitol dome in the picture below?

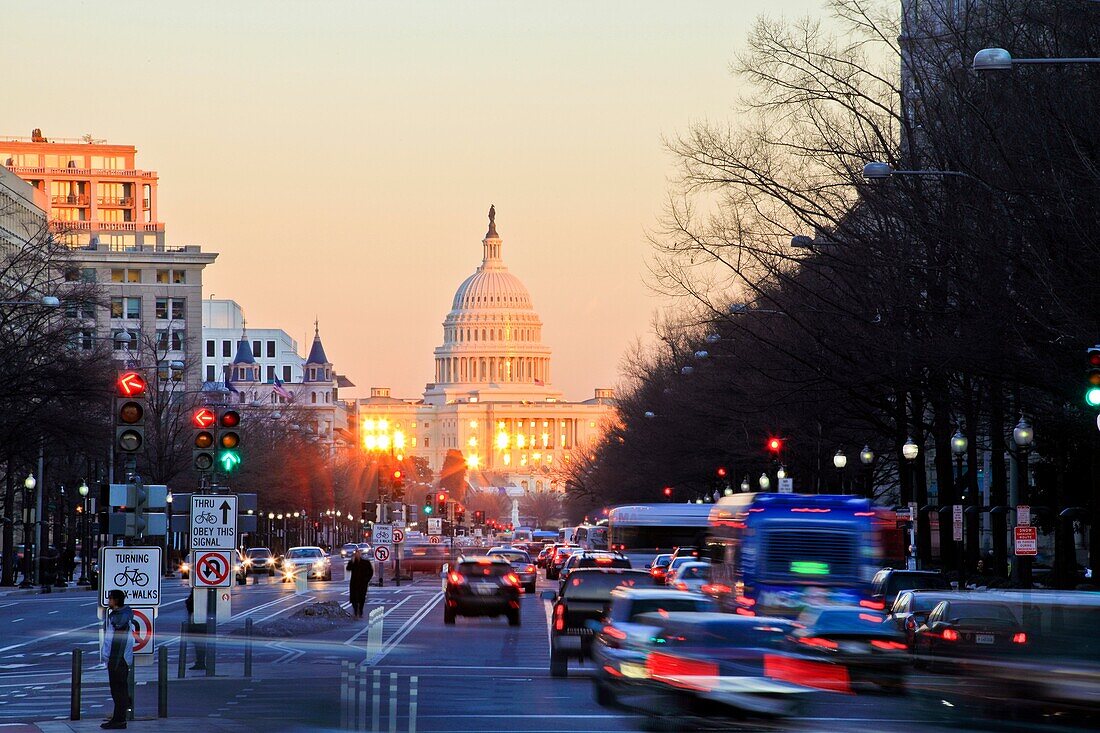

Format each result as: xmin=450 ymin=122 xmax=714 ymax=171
xmin=428 ymin=206 xmax=557 ymax=402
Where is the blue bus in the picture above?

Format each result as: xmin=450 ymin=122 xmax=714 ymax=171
xmin=704 ymin=493 xmax=882 ymax=618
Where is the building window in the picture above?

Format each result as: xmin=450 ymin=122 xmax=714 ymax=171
xmin=155 ymin=298 xmax=167 ymax=319
xmin=206 ymin=340 xmax=215 ymax=357
xmin=170 ymin=298 xmax=186 ymax=320
xmin=156 ymin=330 xmax=169 ymax=350
xmin=222 ymin=340 xmax=232 ymax=357
xmin=252 ymin=340 xmax=261 ymax=358
xmin=206 ymin=365 xmax=216 ymax=382
xmin=156 ymin=269 xmax=169 ymax=283
xmin=171 ymin=330 xmax=185 ymax=351
xmin=266 ymin=365 xmax=275 ymax=382
xmin=311 ymin=392 xmax=317 ymax=404
xmin=173 ymin=270 xmax=185 ymax=284
xmin=111 ymin=269 xmax=125 ymax=283
xmin=125 ymin=297 xmax=140 ymax=320
xmin=424 ymin=437 xmax=429 ymax=448
xmin=283 ymin=365 xmax=292 ymax=382
xmin=266 ymin=340 xmax=275 ymax=358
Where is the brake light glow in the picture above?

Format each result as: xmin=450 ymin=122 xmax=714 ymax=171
xmin=554 ymin=604 xmax=565 ymax=631
xmin=447 ymin=571 xmax=465 ymax=585
xmin=525 ymin=565 xmax=536 ymax=573
xmin=734 ymin=607 xmax=756 ymax=616
xmin=859 ymin=599 xmax=885 ymax=610
xmin=595 ymin=557 xmax=613 ymax=565
xmin=942 ymin=628 xmax=959 ymax=642
xmin=859 ymin=613 xmax=883 ymax=624
xmin=1012 ymin=632 xmax=1027 ymax=644
xmin=799 ymin=636 xmax=839 ymax=650
xmin=645 ymin=652 xmax=719 ymax=692
xmin=650 ymin=567 xmax=666 ymax=577
xmin=871 ymin=640 xmax=907 ymax=651
xmin=701 ymin=583 xmax=730 ymax=595
xmin=504 ymin=573 xmax=520 ymax=586
xmin=603 ymin=625 xmax=627 ymax=640
xmin=673 ymin=581 xmax=688 ymax=590
xmin=764 ymin=654 xmax=851 ymax=694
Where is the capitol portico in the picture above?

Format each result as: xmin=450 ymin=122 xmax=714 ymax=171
xmin=354 ymin=207 xmax=616 ymax=492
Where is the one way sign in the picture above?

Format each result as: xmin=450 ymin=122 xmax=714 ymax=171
xmin=190 ymin=494 xmax=238 ymax=550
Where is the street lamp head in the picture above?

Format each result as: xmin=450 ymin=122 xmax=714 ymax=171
xmin=758 ymin=473 xmax=771 ymax=490
xmin=1013 ymin=416 xmax=1034 ymax=447
xmin=40 ymin=295 xmax=60 ymax=308
xmin=680 ymin=366 xmax=694 ymax=376
xmin=860 ymin=445 xmax=874 ymax=465
xmin=114 ymin=330 xmax=132 ymax=346
xmin=973 ymin=47 xmax=1013 ymax=71
xmin=833 ymin=449 xmax=848 ymax=469
xmin=705 ymin=333 xmax=720 ymax=344
xmin=267 ymin=512 xmax=274 ymax=519
xmin=740 ymin=476 xmax=750 ymax=492
xmin=862 ymin=161 xmax=895 ymax=180
xmin=165 ymin=491 xmax=173 ymax=504
xmin=694 ymin=350 xmax=709 ymax=359
xmin=902 ymin=437 xmax=919 ymax=461
xmin=723 ymin=486 xmax=733 ymax=496
xmin=78 ymin=481 xmax=89 ymax=497
xmin=776 ymin=466 xmax=787 ymax=480
xmin=23 ymin=473 xmax=36 ymax=490
xmin=951 ymin=428 xmax=968 ymax=455
xmin=643 ymin=411 xmax=656 ymax=419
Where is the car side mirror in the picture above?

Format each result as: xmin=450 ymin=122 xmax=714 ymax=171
xmin=540 ymin=590 xmax=557 ymax=601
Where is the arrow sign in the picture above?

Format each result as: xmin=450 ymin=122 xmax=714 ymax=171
xmin=117 ymin=371 xmax=147 ymax=397
xmin=220 ymin=500 xmax=231 ymax=525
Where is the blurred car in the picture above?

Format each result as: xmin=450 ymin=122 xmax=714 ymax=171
xmin=885 ymin=590 xmax=957 ymax=648
xmin=559 ymin=551 xmax=631 ymax=591
xmin=670 ymin=546 xmax=701 ymax=562
xmin=403 ymin=543 xmax=448 ymax=574
xmin=444 ymin=556 xmax=521 ymax=625
xmin=870 ymin=569 xmax=951 ymax=611
xmin=340 ymin=543 xmax=359 ymax=559
xmin=487 ymin=547 xmax=538 ymax=593
xmin=545 ymin=568 xmax=663 ymax=677
xmin=546 ymin=545 xmax=580 ymax=581
xmin=666 ymin=556 xmax=709 ymax=585
xmin=591 ymin=588 xmax=717 ymax=706
xmin=357 ymin=542 xmax=372 ymax=555
xmin=913 ymin=598 xmax=1027 ymax=671
xmin=178 ymin=555 xmax=191 ymax=579
xmin=647 ymin=553 xmax=672 ymax=583
xmin=667 ymin=561 xmax=710 ymax=593
xmin=241 ymin=547 xmax=277 ymax=577
xmin=634 ymin=613 xmax=810 ymax=726
xmin=536 ymin=546 xmax=553 ymax=568
xmin=280 ymin=546 xmax=332 ymax=582
xmin=788 ymin=606 xmax=909 ymax=693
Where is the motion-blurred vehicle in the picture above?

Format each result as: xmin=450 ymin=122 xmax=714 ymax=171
xmin=545 ymin=568 xmax=662 ymax=677
xmin=647 ymin=554 xmax=672 ymax=583
xmin=788 ymin=607 xmax=908 ymax=693
xmin=913 ymin=598 xmax=1027 ymax=671
xmin=536 ymin=546 xmax=553 ymax=568
xmin=178 ymin=554 xmax=191 ymax=579
xmin=667 ymin=561 xmax=710 ymax=593
xmin=487 ymin=547 xmax=538 ymax=593
xmin=670 ymin=546 xmax=700 ymax=562
xmin=666 ymin=556 xmax=708 ymax=586
xmin=591 ymin=588 xmax=717 ymax=706
xmin=606 ymin=504 xmax=712 ymax=566
xmin=241 ymin=547 xmax=277 ymax=577
xmin=558 ymin=551 xmax=631 ymax=590
xmin=634 ymin=613 xmax=811 ymax=727
xmin=280 ymin=546 xmax=332 ymax=582
xmin=869 ymin=569 xmax=950 ymax=610
xmin=340 ymin=543 xmax=359 ymax=558
xmin=443 ymin=556 xmax=521 ymax=626
xmin=357 ymin=542 xmax=372 ymax=555
xmin=885 ymin=590 xmax=957 ymax=648
xmin=546 ymin=545 xmax=580 ymax=581
xmin=402 ymin=543 xmax=449 ymax=574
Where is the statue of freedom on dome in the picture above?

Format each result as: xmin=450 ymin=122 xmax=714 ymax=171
xmin=486 ymin=204 xmax=498 ymax=237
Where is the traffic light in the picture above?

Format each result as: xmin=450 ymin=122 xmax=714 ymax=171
xmin=391 ymin=470 xmax=404 ymax=501
xmin=663 ymin=486 xmax=673 ymax=500
xmin=716 ymin=467 xmax=727 ymax=478
xmin=474 ymin=510 xmax=485 ymax=525
xmin=456 ymin=504 xmax=466 ymax=526
xmin=423 ymin=498 xmax=433 ymax=516
xmin=436 ymin=492 xmax=447 ymax=516
xmin=361 ymin=501 xmax=377 ymax=522
xmin=766 ymin=437 xmax=784 ymax=454
xmin=191 ymin=407 xmax=216 ymax=472
xmin=217 ymin=409 xmax=242 ymax=473
xmin=1086 ymin=347 xmax=1100 ymax=407
xmin=114 ymin=371 xmax=147 ymax=454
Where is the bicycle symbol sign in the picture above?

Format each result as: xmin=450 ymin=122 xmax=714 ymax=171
xmin=100 ymin=547 xmax=161 ymax=608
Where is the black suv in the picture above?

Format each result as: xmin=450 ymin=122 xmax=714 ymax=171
xmin=870 ymin=569 xmax=950 ymax=610
xmin=444 ymin=556 xmax=522 ymax=626
xmin=558 ymin=551 xmax=631 ymax=591
xmin=545 ymin=568 xmax=661 ymax=677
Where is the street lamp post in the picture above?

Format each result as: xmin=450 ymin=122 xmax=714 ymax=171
xmin=859 ymin=446 xmax=874 ymax=498
xmin=902 ymin=437 xmax=921 ymax=568
xmin=833 ymin=449 xmax=848 ymax=493
xmin=20 ymin=473 xmax=36 ymax=589
xmin=740 ymin=476 xmax=750 ymax=493
xmin=164 ymin=491 xmax=173 ymax=577
xmin=951 ymin=428 xmax=969 ymax=584
xmin=77 ymin=481 xmax=90 ymax=586
xmin=1013 ymin=417 xmax=1034 ymax=587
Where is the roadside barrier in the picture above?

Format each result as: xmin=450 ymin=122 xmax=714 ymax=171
xmin=341 ymin=664 xmax=418 ymax=732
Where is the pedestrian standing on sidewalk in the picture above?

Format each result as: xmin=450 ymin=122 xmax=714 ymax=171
xmin=100 ymin=589 xmax=135 ymax=729
xmin=184 ymin=588 xmax=207 ymax=670
xmin=347 ymin=549 xmax=374 ymax=618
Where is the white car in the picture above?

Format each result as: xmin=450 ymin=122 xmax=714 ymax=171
xmin=666 ymin=561 xmax=710 ymax=593
xmin=281 ymin=546 xmax=332 ymax=582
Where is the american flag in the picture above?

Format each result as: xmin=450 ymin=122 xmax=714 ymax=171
xmin=273 ymin=376 xmax=294 ymax=401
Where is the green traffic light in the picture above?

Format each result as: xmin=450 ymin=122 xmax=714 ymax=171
xmin=424 ymin=505 xmax=433 ymax=515
xmin=218 ymin=449 xmax=241 ymax=472
xmin=1086 ymin=387 xmax=1100 ymax=408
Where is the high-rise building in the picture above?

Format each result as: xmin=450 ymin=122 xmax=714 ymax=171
xmin=202 ymin=299 xmax=305 ymax=386
xmin=1 ymin=129 xmax=216 ymax=387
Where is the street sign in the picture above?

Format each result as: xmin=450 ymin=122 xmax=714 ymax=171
xmin=778 ymin=478 xmax=793 ymax=493
xmin=427 ymin=518 xmax=442 ymax=536
xmin=428 ymin=535 xmax=442 ymax=545
xmin=908 ymin=501 xmax=919 ymax=520
xmin=190 ymin=494 xmax=238 ymax=550
xmin=1014 ymin=526 xmax=1038 ymax=556
xmin=952 ymin=504 xmax=963 ymax=543
xmin=1016 ymin=505 xmax=1031 ymax=526
xmin=100 ymin=546 xmax=161 ymax=607
xmin=372 ymin=525 xmax=393 ymax=547
xmin=192 ymin=550 xmax=233 ymax=588
xmin=217 ymin=590 xmax=232 ymax=624
xmin=392 ymin=527 xmax=405 ymax=544
xmin=473 ymin=528 xmax=483 ymax=538
xmin=132 ymin=609 xmax=155 ymax=655
xmin=373 ymin=546 xmax=391 ymax=562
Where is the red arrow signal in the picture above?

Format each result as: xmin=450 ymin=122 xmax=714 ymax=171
xmin=116 ymin=371 xmax=147 ymax=397
xmin=191 ymin=407 xmax=216 ymax=429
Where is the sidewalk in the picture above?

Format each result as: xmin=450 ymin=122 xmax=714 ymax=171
xmin=28 ymin=718 xmax=252 ymax=732
xmin=0 ymin=583 xmax=97 ymax=599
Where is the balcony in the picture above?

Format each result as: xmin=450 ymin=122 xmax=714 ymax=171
xmin=7 ymin=165 xmax=156 ymax=179
xmin=97 ymin=196 xmax=134 ymax=207
xmin=49 ymin=220 xmax=164 ymax=233
xmin=50 ymin=194 xmax=89 ymax=206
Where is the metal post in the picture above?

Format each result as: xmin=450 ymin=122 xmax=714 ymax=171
xmin=371 ymin=670 xmax=381 ymax=733
xmin=1018 ymin=446 xmax=1033 ymax=588
xmin=408 ymin=675 xmax=418 ymax=733
xmin=357 ymin=662 xmax=368 ymax=731
xmin=158 ymin=646 xmax=168 ymax=718
xmin=127 ymin=659 xmax=135 ymax=721
xmin=70 ymin=648 xmax=81 ymax=721
xmin=177 ymin=621 xmax=187 ymax=678
xmin=34 ymin=442 xmax=44 ymax=587
xmin=340 ymin=660 xmax=350 ymax=730
xmin=206 ymin=587 xmax=216 ymax=677
xmin=388 ymin=673 xmax=397 ymax=733
xmin=244 ymin=617 xmax=253 ymax=679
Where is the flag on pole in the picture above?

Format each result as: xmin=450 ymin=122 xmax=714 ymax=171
xmin=273 ymin=376 xmax=293 ymax=400
xmin=225 ymin=367 xmax=239 ymax=394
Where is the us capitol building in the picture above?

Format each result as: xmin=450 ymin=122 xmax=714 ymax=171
xmin=354 ymin=207 xmax=616 ymax=493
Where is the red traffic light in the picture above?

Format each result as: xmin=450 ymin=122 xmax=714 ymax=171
xmin=766 ymin=437 xmax=783 ymax=453
xmin=1089 ymin=349 xmax=1100 ymax=367
xmin=716 ymin=467 xmax=727 ymax=478
xmin=116 ymin=371 xmax=147 ymax=397
xmin=663 ymin=486 xmax=673 ymax=497
xmin=220 ymin=410 xmax=241 ymax=428
xmin=191 ymin=407 xmax=216 ymax=429
xmin=437 ymin=493 xmax=446 ymax=502
xmin=393 ymin=470 xmax=403 ymax=480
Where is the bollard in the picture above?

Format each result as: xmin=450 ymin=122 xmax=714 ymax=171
xmin=158 ymin=646 xmax=168 ymax=718
xmin=177 ymin=621 xmax=187 ymax=678
xmin=371 ymin=670 xmax=381 ymax=732
xmin=127 ymin=661 xmax=135 ymax=721
xmin=340 ymin=660 xmax=350 ymax=729
xmin=408 ymin=676 xmax=418 ymax=733
xmin=206 ymin=589 xmax=217 ymax=677
xmin=70 ymin=648 xmax=82 ymax=721
xmin=357 ymin=662 xmax=368 ymax=732
xmin=388 ymin=673 xmax=398 ymax=733
xmin=244 ymin=618 xmax=253 ymax=679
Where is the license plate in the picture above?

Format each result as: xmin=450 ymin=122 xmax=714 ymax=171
xmin=976 ymin=633 xmax=994 ymax=644
xmin=473 ymin=584 xmax=495 ymax=595
xmin=841 ymin=642 xmax=866 ymax=654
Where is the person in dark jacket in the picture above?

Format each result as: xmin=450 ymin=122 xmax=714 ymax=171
xmin=100 ymin=590 xmax=136 ymax=729
xmin=346 ymin=549 xmax=374 ymax=617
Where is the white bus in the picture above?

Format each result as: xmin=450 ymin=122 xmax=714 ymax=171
xmin=574 ymin=525 xmax=609 ymax=551
xmin=607 ymin=504 xmax=712 ymax=565
xmin=557 ymin=526 xmax=577 ymax=545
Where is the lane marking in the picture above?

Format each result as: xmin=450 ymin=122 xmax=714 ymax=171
xmin=343 ymin=596 xmax=412 ymax=646
xmin=368 ymin=592 xmax=443 ymax=664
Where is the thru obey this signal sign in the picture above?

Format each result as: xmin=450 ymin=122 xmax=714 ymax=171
xmin=193 ymin=550 xmax=233 ymax=587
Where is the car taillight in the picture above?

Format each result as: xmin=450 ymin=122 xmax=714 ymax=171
xmin=799 ymin=636 xmax=839 ymax=650
xmin=447 ymin=571 xmax=465 ymax=585
xmin=602 ymin=624 xmax=626 ymax=649
xmin=554 ymin=604 xmax=565 ymax=631
xmin=525 ymin=565 xmax=536 ymax=573
xmin=941 ymin=628 xmax=959 ymax=642
xmin=859 ymin=599 xmax=885 ymax=611
xmin=871 ymin=640 xmax=907 ymax=651
xmin=504 ymin=573 xmax=520 ymax=586
xmin=1012 ymin=632 xmax=1027 ymax=644
xmin=650 ymin=567 xmax=666 ymax=577
xmin=905 ymin=617 xmax=917 ymax=632
xmin=673 ymin=581 xmax=688 ymax=590
xmin=645 ymin=652 xmax=719 ymax=692
xmin=700 ymin=583 xmax=730 ymax=595
xmin=764 ymin=654 xmax=851 ymax=694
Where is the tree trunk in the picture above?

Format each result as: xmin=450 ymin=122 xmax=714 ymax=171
xmin=989 ymin=382 xmax=1008 ymax=578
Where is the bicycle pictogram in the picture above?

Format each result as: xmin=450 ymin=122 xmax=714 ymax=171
xmin=194 ymin=511 xmax=218 ymax=524
xmin=113 ymin=566 xmax=150 ymax=587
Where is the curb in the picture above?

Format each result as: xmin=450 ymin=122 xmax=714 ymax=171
xmin=0 ymin=585 xmax=97 ymax=598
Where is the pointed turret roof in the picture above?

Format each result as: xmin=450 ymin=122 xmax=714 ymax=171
xmin=232 ymin=322 xmax=256 ymax=364
xmin=306 ymin=320 xmax=330 ymax=365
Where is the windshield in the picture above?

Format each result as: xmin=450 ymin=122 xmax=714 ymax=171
xmin=489 ymin=550 xmax=530 ymax=563
xmin=286 ymin=548 xmax=323 ymax=559
xmin=679 ymin=565 xmax=707 ymax=579
xmin=626 ymin=597 xmax=715 ymax=620
xmin=246 ymin=549 xmax=271 ymax=558
xmin=458 ymin=561 xmax=511 ymax=577
xmin=563 ymin=571 xmax=660 ymax=600
xmin=887 ymin=573 xmax=950 ymax=594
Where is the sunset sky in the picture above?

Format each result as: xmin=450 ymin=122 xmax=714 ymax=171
xmin=3 ymin=0 xmax=819 ymax=399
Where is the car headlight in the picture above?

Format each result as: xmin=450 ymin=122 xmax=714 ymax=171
xmin=180 ymin=563 xmax=190 ymax=572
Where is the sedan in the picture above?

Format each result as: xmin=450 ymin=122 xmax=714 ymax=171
xmin=487 ymin=548 xmax=538 ymax=593
xmin=665 ymin=556 xmax=708 ymax=586
xmin=885 ymin=590 xmax=957 ymax=648
xmin=913 ymin=599 xmax=1027 ymax=671
xmin=788 ymin=607 xmax=909 ymax=693
xmin=667 ymin=561 xmax=710 ymax=593
xmin=280 ymin=546 xmax=332 ymax=582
